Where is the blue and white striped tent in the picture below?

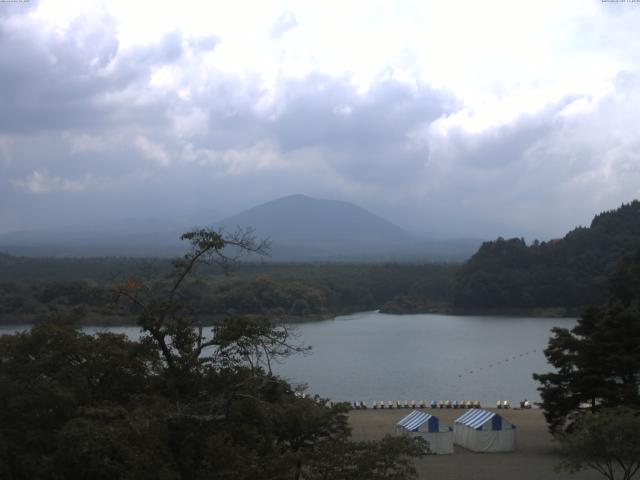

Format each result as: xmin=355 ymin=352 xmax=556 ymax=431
xmin=397 ymin=410 xmax=439 ymax=432
xmin=454 ymin=409 xmax=516 ymax=452
xmin=396 ymin=410 xmax=453 ymax=454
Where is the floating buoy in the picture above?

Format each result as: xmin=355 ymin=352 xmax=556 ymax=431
xmin=455 ymin=345 xmax=543 ymax=378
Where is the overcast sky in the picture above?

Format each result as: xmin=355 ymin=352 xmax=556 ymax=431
xmin=1 ymin=0 xmax=639 ymax=239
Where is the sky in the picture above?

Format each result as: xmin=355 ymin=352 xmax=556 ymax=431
xmin=1 ymin=0 xmax=639 ymax=239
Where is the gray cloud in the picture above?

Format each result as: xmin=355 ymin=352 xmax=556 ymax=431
xmin=191 ymin=74 xmax=454 ymax=185
xmin=272 ymin=76 xmax=450 ymax=150
xmin=0 ymin=11 xmax=192 ymax=136
xmin=1 ymin=5 xmax=639 ymax=241
xmin=0 ymin=12 xmax=119 ymax=133
xmin=406 ymin=82 xmax=640 ymax=238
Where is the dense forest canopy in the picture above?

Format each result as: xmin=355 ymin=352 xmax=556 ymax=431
xmin=0 ymin=259 xmax=456 ymax=325
xmin=452 ymin=201 xmax=640 ymax=311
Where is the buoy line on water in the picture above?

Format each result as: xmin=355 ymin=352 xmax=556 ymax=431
xmin=456 ymin=348 xmax=539 ymax=378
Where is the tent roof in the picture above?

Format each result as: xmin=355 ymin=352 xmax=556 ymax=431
xmin=455 ymin=409 xmax=499 ymax=430
xmin=397 ymin=410 xmax=436 ymax=432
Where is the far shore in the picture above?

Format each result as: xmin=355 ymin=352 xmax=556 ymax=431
xmin=380 ymin=306 xmax=581 ymax=318
xmin=0 ymin=312 xmax=338 ymax=327
xmin=0 ymin=307 xmax=581 ymax=328
xmin=349 ymin=408 xmax=599 ymax=480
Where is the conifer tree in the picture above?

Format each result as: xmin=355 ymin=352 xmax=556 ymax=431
xmin=534 ymin=252 xmax=640 ymax=433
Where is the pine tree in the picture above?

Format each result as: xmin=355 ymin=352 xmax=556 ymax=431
xmin=534 ymin=252 xmax=640 ymax=433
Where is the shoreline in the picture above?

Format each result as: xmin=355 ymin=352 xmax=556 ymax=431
xmin=380 ymin=306 xmax=581 ymax=318
xmin=0 ymin=312 xmax=337 ymax=328
xmin=0 ymin=308 xmax=579 ymax=328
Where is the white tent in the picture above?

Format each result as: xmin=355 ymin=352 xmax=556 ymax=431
xmin=396 ymin=410 xmax=454 ymax=454
xmin=453 ymin=409 xmax=516 ymax=452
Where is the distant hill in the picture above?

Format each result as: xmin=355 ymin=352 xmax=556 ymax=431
xmin=0 ymin=195 xmax=481 ymax=261
xmin=216 ymin=194 xmax=412 ymax=257
xmin=217 ymin=194 xmax=480 ymax=261
xmin=452 ymin=200 xmax=640 ymax=311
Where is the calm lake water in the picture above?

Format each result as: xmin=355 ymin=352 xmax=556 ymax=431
xmin=274 ymin=312 xmax=575 ymax=405
xmin=0 ymin=312 xmax=575 ymax=405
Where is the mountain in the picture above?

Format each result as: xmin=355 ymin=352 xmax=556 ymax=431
xmin=452 ymin=200 xmax=640 ymax=311
xmin=0 ymin=195 xmax=481 ymax=261
xmin=216 ymin=194 xmax=416 ymax=258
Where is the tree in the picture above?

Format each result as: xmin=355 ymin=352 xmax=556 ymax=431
xmin=0 ymin=321 xmax=162 ymax=479
xmin=0 ymin=228 xmax=429 ymax=479
xmin=533 ymin=252 xmax=640 ymax=433
xmin=557 ymin=407 xmax=640 ymax=480
xmin=453 ymin=201 xmax=640 ymax=311
xmin=111 ymin=228 xmax=272 ymax=397
xmin=305 ymin=435 xmax=429 ymax=480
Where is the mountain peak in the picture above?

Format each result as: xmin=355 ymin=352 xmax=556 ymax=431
xmin=217 ymin=195 xmax=415 ymax=256
xmin=278 ymin=193 xmax=313 ymax=201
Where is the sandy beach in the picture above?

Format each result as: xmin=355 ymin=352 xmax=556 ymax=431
xmin=349 ymin=408 xmax=601 ymax=480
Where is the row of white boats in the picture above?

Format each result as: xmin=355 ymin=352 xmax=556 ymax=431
xmin=344 ymin=399 xmax=533 ymax=409
xmin=345 ymin=400 xmax=482 ymax=410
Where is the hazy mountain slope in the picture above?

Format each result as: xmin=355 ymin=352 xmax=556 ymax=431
xmin=0 ymin=195 xmax=480 ymax=261
xmin=217 ymin=195 xmax=481 ymax=261
xmin=217 ymin=194 xmax=415 ymax=253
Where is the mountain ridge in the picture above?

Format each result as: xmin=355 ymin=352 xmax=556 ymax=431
xmin=0 ymin=194 xmax=480 ymax=261
xmin=216 ymin=194 xmax=416 ymax=253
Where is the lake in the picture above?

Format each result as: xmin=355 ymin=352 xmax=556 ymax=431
xmin=0 ymin=312 xmax=575 ymax=406
xmin=274 ymin=312 xmax=574 ymax=406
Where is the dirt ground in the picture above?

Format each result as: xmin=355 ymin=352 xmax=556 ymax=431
xmin=348 ymin=408 xmax=601 ymax=480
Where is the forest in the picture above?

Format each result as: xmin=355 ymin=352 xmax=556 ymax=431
xmin=452 ymin=200 xmax=640 ymax=312
xmin=0 ymin=256 xmax=456 ymax=325
xmin=1 ymin=201 xmax=640 ymax=324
